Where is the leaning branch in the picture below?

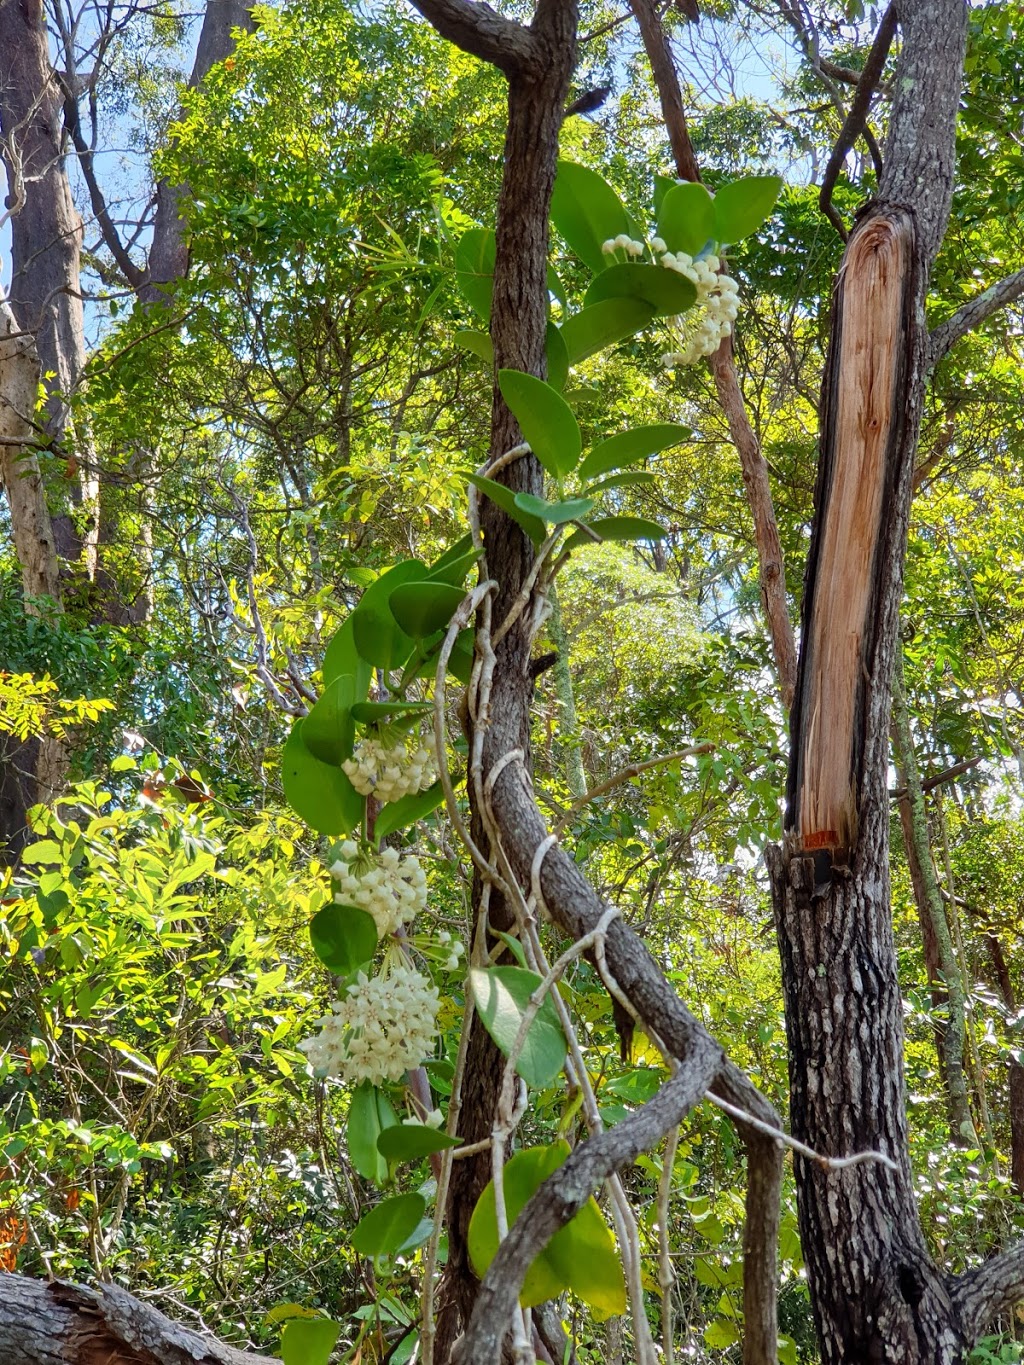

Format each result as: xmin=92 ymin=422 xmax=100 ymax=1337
xmin=405 ymin=0 xmax=537 ymax=74
xmin=928 ymin=267 xmax=1024 ymax=370
xmin=954 ymin=1240 xmax=1024 ymax=1341
xmin=0 ymin=1273 xmax=280 ymax=1365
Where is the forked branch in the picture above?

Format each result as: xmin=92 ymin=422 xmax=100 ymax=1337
xmin=928 ymin=266 xmax=1024 ymax=370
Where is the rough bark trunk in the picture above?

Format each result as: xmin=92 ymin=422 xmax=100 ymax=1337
xmin=985 ymin=932 xmax=1024 ymax=1198
xmin=432 ymin=25 xmax=577 ymax=1360
xmin=767 ymin=3 xmax=972 ymax=1360
xmin=0 ymin=1273 xmax=280 ymax=1365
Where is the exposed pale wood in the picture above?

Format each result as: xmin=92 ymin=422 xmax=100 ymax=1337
xmin=793 ymin=211 xmax=912 ymax=856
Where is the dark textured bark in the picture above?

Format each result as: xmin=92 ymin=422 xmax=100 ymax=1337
xmin=985 ymin=933 xmax=1024 ymax=1198
xmin=0 ymin=1273 xmax=279 ymax=1365
xmin=768 ymin=3 xmax=974 ymax=1360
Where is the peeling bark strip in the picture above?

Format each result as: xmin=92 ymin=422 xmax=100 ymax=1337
xmin=787 ymin=209 xmax=915 ymax=858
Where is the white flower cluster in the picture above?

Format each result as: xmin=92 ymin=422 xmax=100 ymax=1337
xmin=298 ymin=967 xmax=440 ymax=1083
xmin=342 ymin=729 xmax=437 ymax=804
xmin=658 ymin=251 xmax=741 ymax=368
xmin=331 ymin=840 xmax=427 ymax=937
xmin=601 ymin=233 xmax=646 ymax=258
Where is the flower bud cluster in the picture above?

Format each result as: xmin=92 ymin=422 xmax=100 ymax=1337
xmin=601 ymin=233 xmax=646 ymax=258
xmin=298 ymin=967 xmax=440 ymax=1084
xmin=331 ymin=840 xmax=427 ymax=937
xmin=658 ymin=252 xmax=741 ymax=369
xmin=342 ymin=728 xmax=437 ymax=804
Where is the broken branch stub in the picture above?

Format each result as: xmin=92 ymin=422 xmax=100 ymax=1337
xmin=787 ymin=208 xmax=915 ymax=860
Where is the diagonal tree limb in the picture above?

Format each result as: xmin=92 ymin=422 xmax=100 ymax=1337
xmin=953 ymin=1241 xmax=1024 ymax=1342
xmin=405 ymin=0 xmax=539 ymax=75
xmin=818 ymin=2 xmax=897 ymax=241
xmin=928 ymin=267 xmax=1024 ymax=370
xmin=454 ymin=1063 xmax=720 ymax=1362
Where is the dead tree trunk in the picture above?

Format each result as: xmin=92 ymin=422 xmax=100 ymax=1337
xmin=766 ymin=3 xmax=980 ymax=1360
xmin=0 ymin=1273 xmax=280 ymax=1365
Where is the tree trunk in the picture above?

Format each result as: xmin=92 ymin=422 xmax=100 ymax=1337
xmin=0 ymin=1273 xmax=279 ymax=1365
xmin=767 ymin=3 xmax=971 ymax=1360
xmin=431 ymin=20 xmax=577 ymax=1359
xmin=984 ymin=932 xmax=1024 ymax=1198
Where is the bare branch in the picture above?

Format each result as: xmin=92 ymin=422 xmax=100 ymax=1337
xmin=405 ymin=0 xmax=538 ymax=75
xmin=553 ymin=742 xmax=714 ymax=833
xmin=954 ymin=1240 xmax=1024 ymax=1341
xmin=928 ymin=267 xmax=1024 ymax=370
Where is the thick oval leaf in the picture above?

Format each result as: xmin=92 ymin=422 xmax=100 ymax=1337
xmin=426 ymin=545 xmax=480 ymax=587
xmin=454 ymin=227 xmax=495 ymax=321
xmin=302 ymin=673 xmax=357 ymax=766
xmin=468 ymin=1141 xmax=624 ymax=1316
xmin=348 ymin=1081 xmax=399 ymax=1184
xmin=560 ymin=298 xmax=655 ymax=366
xmin=469 ymin=965 xmax=567 ymax=1089
xmin=468 ymin=1144 xmax=571 ymax=1306
xmin=428 ymin=533 xmax=474 ymax=576
xmin=281 ymin=721 xmax=363 ymax=835
xmin=584 ymin=262 xmax=696 ymax=317
xmin=281 ymin=1318 xmax=341 ymax=1365
xmin=374 ymin=779 xmax=445 ymax=840
xmin=712 ymin=174 xmax=783 ymax=244
xmin=513 ymin=492 xmax=594 ymax=525
xmin=563 ymin=516 xmax=668 ymax=552
xmin=658 ymin=181 xmax=715 ymax=256
xmin=498 ymin=370 xmax=581 ymax=477
xmin=309 ymin=903 xmax=377 ymax=975
xmin=352 ymin=1192 xmax=426 ymax=1257
xmin=322 ymin=616 xmax=373 ymax=696
xmin=550 ymin=161 xmax=630 ymax=272
xmin=546 ymin=320 xmax=569 ymax=391
xmin=377 ymin=1123 xmax=461 ymax=1162
xmin=351 ymin=560 xmax=428 ymax=672
xmin=454 ymin=328 xmax=493 ymax=364
xmin=579 ymin=423 xmax=691 ymax=480
xmin=587 ymin=470 xmax=657 ymax=493
xmin=466 ymin=473 xmax=546 ymax=546
xmin=389 ymin=580 xmax=466 ymax=639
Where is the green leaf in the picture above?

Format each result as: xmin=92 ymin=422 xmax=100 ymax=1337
xmin=712 ymin=174 xmax=783 ymax=244
xmin=466 ymin=473 xmax=546 ymax=546
xmin=351 ymin=560 xmax=428 ymax=672
xmin=513 ymin=492 xmax=594 ymax=525
xmin=352 ymin=1192 xmax=426 ymax=1256
xmin=468 ymin=1141 xmax=625 ymax=1315
xmin=498 ymin=370 xmax=581 ymax=477
xmin=560 ymin=299 xmax=655 ymax=366
xmin=302 ymin=673 xmax=358 ymax=766
xmin=653 ymin=173 xmax=676 ymax=215
xmin=579 ymin=423 xmax=690 ymax=480
xmin=309 ymin=903 xmax=377 ymax=975
xmin=584 ymin=263 xmax=696 ymax=317
xmin=587 ymin=470 xmax=657 ymax=493
xmin=282 ymin=720 xmax=363 ymax=835
xmin=348 ymin=1081 xmax=400 ymax=1184
xmin=426 ymin=545 xmax=479 ymax=587
xmin=377 ymin=1123 xmax=460 ymax=1162
xmin=454 ymin=328 xmax=493 ymax=365
xmin=389 ymin=581 xmax=466 ymax=639
xmin=469 ymin=965 xmax=567 ymax=1089
xmin=428 ymin=533 xmax=474 ymax=577
xmin=550 ymin=161 xmax=630 ymax=272
xmin=322 ymin=616 xmax=373 ymax=697
xmin=547 ymin=262 xmax=567 ymax=307
xmin=546 ymin=320 xmax=569 ymax=391
xmin=704 ymin=1318 xmax=741 ymax=1350
xmin=281 ymin=1317 xmax=341 ymax=1365
xmin=657 ymin=182 xmax=715 ymax=256
xmin=454 ymin=227 xmax=495 ymax=321
xmin=563 ymin=516 xmax=668 ymax=552
xmin=374 ymin=780 xmax=445 ymax=840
